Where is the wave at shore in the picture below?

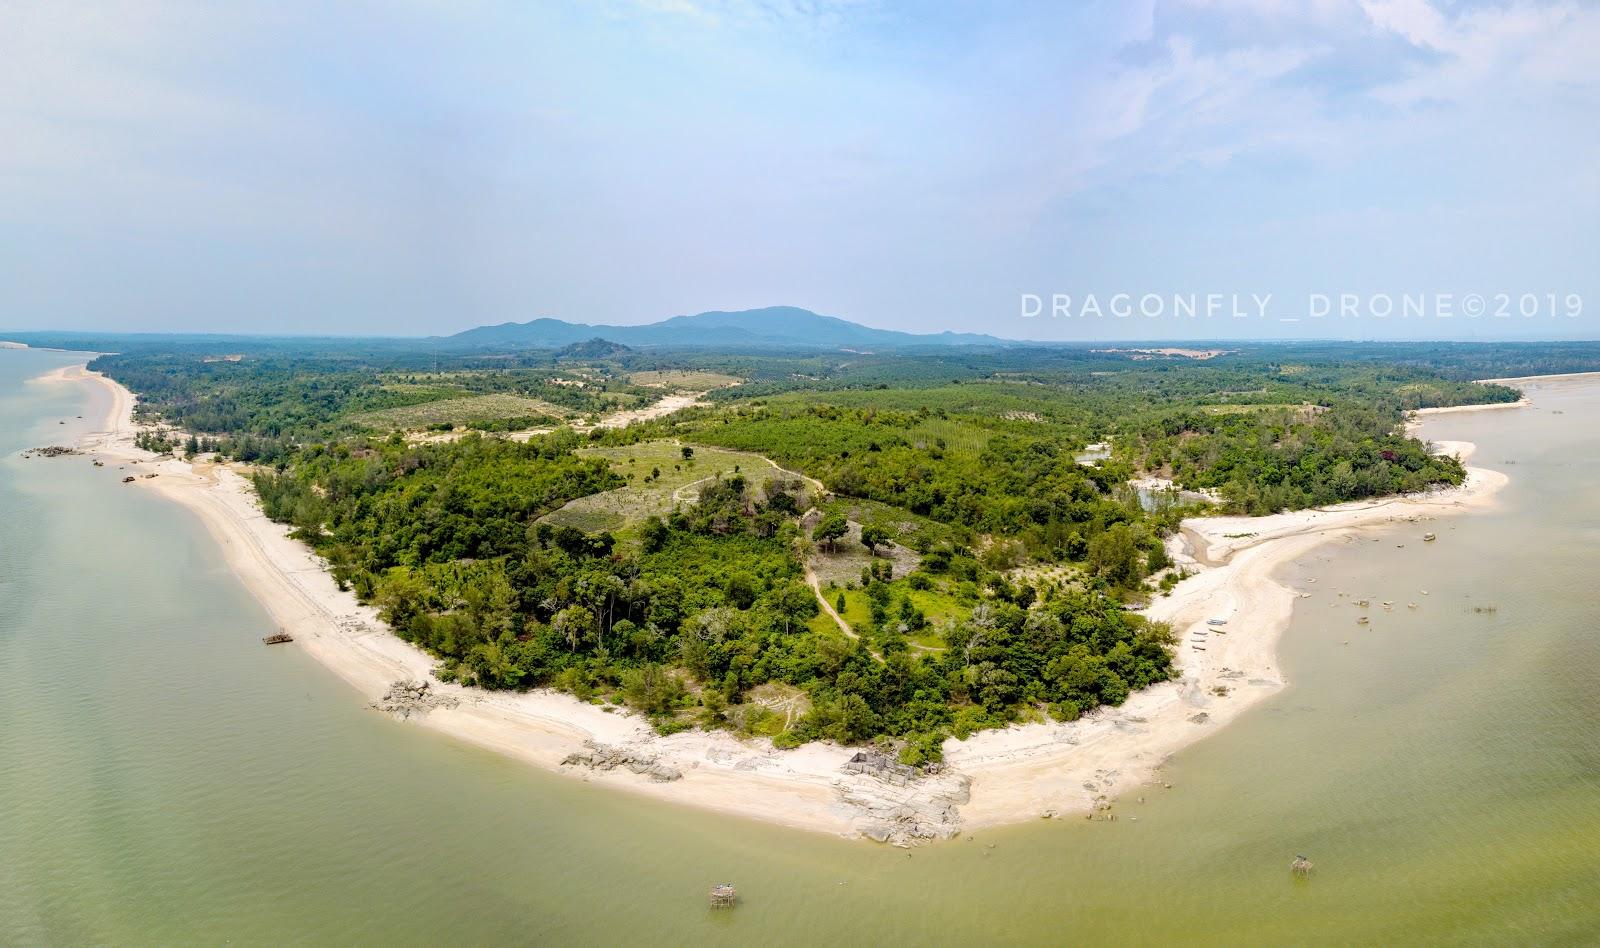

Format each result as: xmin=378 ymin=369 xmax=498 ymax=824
xmin=46 ymin=363 xmax=1519 ymax=843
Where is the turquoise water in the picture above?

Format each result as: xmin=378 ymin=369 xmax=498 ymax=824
xmin=2 ymin=348 xmax=1597 ymax=944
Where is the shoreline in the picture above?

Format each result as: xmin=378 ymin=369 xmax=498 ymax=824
xmin=44 ymin=362 xmax=1521 ymax=843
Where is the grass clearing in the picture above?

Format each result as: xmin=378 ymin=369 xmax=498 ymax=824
xmin=629 ymin=370 xmax=742 ymax=390
xmin=541 ymin=440 xmax=801 ymax=534
xmin=817 ymin=579 xmax=966 ymax=649
xmin=350 ymin=394 xmax=571 ymax=430
xmin=811 ymin=496 xmax=956 ymax=556
xmin=806 ymin=516 xmax=922 ymax=587
xmin=1197 ymin=402 xmax=1313 ymax=415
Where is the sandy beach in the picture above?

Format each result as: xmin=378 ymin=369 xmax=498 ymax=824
xmin=44 ymin=362 xmax=1521 ymax=842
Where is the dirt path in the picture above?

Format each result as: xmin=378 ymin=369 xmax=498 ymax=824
xmin=413 ymin=390 xmax=712 ymax=445
xmin=762 ymin=456 xmax=825 ymax=494
xmin=803 ymin=564 xmax=885 ymax=663
xmin=805 ymin=565 xmax=858 ymax=641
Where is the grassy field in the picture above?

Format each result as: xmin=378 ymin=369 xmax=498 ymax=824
xmin=540 ymin=440 xmax=798 ymax=534
xmin=811 ymin=496 xmax=960 ymax=556
xmin=1198 ymin=402 xmax=1312 ymax=415
xmin=628 ymin=370 xmax=742 ymax=390
xmin=816 ymin=580 xmax=966 ymax=649
xmin=348 ymin=393 xmax=571 ymax=430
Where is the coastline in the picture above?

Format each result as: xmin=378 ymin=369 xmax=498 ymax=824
xmin=1478 ymin=370 xmax=1600 ymax=385
xmin=46 ymin=362 xmax=1520 ymax=842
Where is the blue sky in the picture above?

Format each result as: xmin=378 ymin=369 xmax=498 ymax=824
xmin=2 ymin=0 xmax=1596 ymax=340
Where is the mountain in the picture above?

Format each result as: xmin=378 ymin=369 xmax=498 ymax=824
xmin=443 ymin=306 xmax=1013 ymax=350
xmin=556 ymin=338 xmax=634 ymax=360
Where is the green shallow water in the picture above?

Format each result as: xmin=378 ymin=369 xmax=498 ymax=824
xmin=2 ymin=348 xmax=1597 ymax=945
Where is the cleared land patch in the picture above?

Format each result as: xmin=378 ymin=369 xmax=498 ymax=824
xmin=805 ymin=516 xmax=922 ymax=587
xmin=350 ymin=393 xmax=571 ymax=430
xmin=541 ymin=440 xmax=802 ymax=534
xmin=815 ymin=579 xmax=968 ymax=650
xmin=628 ymin=370 xmax=742 ymax=389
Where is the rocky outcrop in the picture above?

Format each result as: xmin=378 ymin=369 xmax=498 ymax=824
xmin=833 ymin=762 xmax=972 ymax=847
xmin=561 ymin=741 xmax=684 ymax=783
xmin=370 ymin=679 xmax=459 ymax=719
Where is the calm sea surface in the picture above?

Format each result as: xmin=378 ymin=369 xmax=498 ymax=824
xmin=2 ymin=348 xmax=1597 ymax=945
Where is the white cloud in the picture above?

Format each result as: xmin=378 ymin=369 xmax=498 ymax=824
xmin=1358 ymin=0 xmax=1449 ymax=48
xmin=621 ymin=0 xmax=876 ymax=33
xmin=1361 ymin=1 xmax=1600 ymax=104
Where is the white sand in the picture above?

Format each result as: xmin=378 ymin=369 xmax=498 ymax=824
xmin=1478 ymin=371 xmax=1600 ymax=385
xmin=952 ymin=433 xmax=1505 ymax=826
xmin=411 ymin=391 xmax=711 ymax=445
xmin=48 ymin=363 xmax=1520 ymax=839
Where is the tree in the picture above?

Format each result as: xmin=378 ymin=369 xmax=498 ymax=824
xmin=812 ymin=512 xmax=847 ymax=552
xmin=622 ymin=664 xmax=686 ymax=714
xmin=1087 ymin=522 xmax=1142 ymax=587
xmin=639 ymin=516 xmax=670 ymax=554
xmin=681 ymin=445 xmax=694 ymax=460
xmin=551 ymin=605 xmax=595 ymax=653
xmin=859 ymin=523 xmax=890 ymax=555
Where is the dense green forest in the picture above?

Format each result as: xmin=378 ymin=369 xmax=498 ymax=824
xmin=58 ymin=332 xmax=1594 ymax=761
xmin=252 ymin=432 xmax=1176 ymax=759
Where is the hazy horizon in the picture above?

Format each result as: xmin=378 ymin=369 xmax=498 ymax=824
xmin=5 ymin=302 xmax=1597 ymax=345
xmin=4 ymin=1 xmax=1596 ymax=342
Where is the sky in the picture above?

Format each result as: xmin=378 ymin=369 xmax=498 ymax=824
xmin=2 ymin=0 xmax=1597 ymax=341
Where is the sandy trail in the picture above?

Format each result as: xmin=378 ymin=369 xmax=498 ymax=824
xmin=409 ymin=390 xmax=715 ymax=446
xmin=39 ymin=361 xmax=1523 ymax=841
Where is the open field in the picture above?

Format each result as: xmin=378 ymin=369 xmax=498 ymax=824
xmin=806 ymin=516 xmax=923 ymax=586
xmin=541 ymin=440 xmax=801 ymax=533
xmin=819 ymin=497 xmax=962 ymax=553
xmin=628 ymin=369 xmax=742 ymax=389
xmin=816 ymin=580 xmax=966 ymax=649
xmin=1197 ymin=402 xmax=1305 ymax=415
xmin=349 ymin=393 xmax=571 ymax=430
